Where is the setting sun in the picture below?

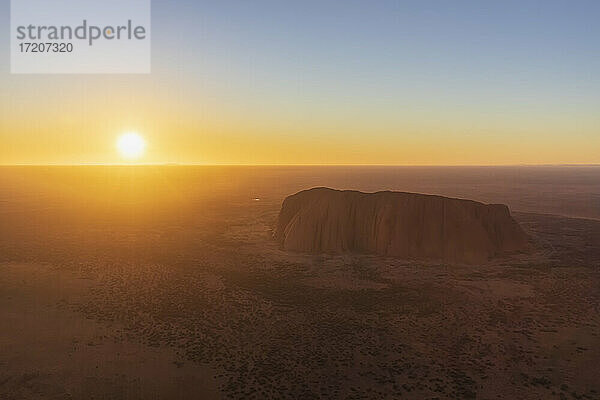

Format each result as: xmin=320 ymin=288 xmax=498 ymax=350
xmin=117 ymin=132 xmax=146 ymax=159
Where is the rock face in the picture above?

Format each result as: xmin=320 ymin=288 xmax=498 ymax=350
xmin=275 ymin=187 xmax=529 ymax=264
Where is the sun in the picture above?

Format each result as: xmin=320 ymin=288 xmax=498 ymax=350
xmin=117 ymin=132 xmax=146 ymax=159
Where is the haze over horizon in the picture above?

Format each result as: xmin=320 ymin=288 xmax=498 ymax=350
xmin=3 ymin=162 xmax=600 ymax=167
xmin=1 ymin=0 xmax=599 ymax=165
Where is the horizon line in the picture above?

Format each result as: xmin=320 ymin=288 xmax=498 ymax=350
xmin=1 ymin=163 xmax=600 ymax=167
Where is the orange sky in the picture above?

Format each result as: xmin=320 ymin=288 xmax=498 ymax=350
xmin=1 ymin=76 xmax=598 ymax=165
xmin=1 ymin=1 xmax=599 ymax=165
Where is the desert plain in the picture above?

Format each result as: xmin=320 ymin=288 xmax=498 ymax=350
xmin=1 ymin=165 xmax=599 ymax=399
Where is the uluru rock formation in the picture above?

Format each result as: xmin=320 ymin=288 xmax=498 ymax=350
xmin=275 ymin=187 xmax=529 ymax=264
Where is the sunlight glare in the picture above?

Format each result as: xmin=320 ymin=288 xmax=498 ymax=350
xmin=117 ymin=132 xmax=146 ymax=159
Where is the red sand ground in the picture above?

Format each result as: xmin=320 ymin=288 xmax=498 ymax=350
xmin=1 ymin=166 xmax=599 ymax=399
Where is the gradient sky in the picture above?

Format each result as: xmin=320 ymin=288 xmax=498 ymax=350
xmin=1 ymin=0 xmax=599 ymax=165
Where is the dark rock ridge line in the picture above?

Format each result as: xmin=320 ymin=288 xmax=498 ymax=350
xmin=275 ymin=187 xmax=529 ymax=264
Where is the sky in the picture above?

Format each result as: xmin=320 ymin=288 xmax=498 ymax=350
xmin=1 ymin=0 xmax=599 ymax=165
